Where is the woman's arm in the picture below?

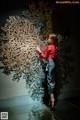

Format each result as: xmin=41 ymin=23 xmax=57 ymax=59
xmin=36 ymin=45 xmax=49 ymax=59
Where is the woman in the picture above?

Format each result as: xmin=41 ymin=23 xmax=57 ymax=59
xmin=36 ymin=34 xmax=57 ymax=109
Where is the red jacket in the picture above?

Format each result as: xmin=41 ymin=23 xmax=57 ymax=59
xmin=39 ymin=45 xmax=56 ymax=59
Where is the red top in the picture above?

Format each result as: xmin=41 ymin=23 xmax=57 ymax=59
xmin=39 ymin=45 xmax=56 ymax=59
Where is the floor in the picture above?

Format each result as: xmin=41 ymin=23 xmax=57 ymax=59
xmin=0 ymin=103 xmax=55 ymax=120
xmin=0 ymin=97 xmax=80 ymax=120
xmin=53 ymin=96 xmax=80 ymax=120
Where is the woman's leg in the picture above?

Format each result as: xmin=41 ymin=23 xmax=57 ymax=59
xmin=50 ymin=93 xmax=55 ymax=108
xmin=47 ymin=59 xmax=55 ymax=108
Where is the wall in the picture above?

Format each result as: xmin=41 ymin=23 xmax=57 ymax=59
xmin=0 ymin=62 xmax=28 ymax=99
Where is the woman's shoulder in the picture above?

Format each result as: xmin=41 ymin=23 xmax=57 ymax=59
xmin=47 ymin=45 xmax=55 ymax=51
xmin=48 ymin=44 xmax=55 ymax=48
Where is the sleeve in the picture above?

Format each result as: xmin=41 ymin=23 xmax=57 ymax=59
xmin=39 ymin=47 xmax=50 ymax=59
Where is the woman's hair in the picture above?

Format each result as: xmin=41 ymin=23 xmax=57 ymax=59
xmin=49 ymin=33 xmax=57 ymax=39
xmin=49 ymin=33 xmax=58 ymax=45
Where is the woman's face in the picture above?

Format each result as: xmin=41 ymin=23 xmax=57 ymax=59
xmin=48 ymin=38 xmax=52 ymax=44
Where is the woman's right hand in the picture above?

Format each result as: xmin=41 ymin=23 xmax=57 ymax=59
xmin=36 ymin=45 xmax=41 ymax=53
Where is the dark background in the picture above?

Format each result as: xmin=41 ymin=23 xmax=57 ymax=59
xmin=0 ymin=0 xmax=80 ymax=35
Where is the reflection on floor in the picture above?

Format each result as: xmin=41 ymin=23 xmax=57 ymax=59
xmin=0 ymin=97 xmax=80 ymax=120
xmin=0 ymin=103 xmax=55 ymax=120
